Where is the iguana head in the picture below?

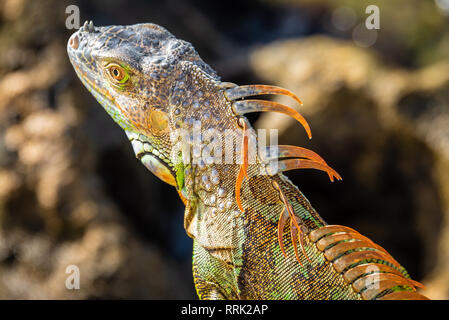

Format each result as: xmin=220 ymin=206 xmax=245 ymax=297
xmin=67 ymin=21 xmax=220 ymax=188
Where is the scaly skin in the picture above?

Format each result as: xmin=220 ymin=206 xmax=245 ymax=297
xmin=67 ymin=21 xmax=428 ymax=300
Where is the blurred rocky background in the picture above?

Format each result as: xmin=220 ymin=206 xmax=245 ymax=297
xmin=0 ymin=0 xmax=448 ymax=299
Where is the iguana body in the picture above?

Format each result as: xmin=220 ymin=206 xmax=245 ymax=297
xmin=67 ymin=21 xmax=428 ymax=300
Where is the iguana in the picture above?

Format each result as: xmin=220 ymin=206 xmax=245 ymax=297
xmin=67 ymin=21 xmax=428 ymax=300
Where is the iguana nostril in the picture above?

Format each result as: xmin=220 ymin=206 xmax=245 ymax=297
xmin=69 ymin=34 xmax=79 ymax=49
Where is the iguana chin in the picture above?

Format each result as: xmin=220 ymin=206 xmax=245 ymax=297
xmin=67 ymin=21 xmax=428 ymax=300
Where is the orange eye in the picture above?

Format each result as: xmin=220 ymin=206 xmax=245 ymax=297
xmin=108 ymin=65 xmax=125 ymax=81
xmin=105 ymin=63 xmax=129 ymax=86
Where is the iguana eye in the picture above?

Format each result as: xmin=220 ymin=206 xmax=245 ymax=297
xmin=110 ymin=66 xmax=122 ymax=79
xmin=105 ymin=63 xmax=129 ymax=85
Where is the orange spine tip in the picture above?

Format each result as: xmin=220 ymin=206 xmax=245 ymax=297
xmin=273 ymin=180 xmax=311 ymax=265
xmin=235 ymin=118 xmax=250 ymax=213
